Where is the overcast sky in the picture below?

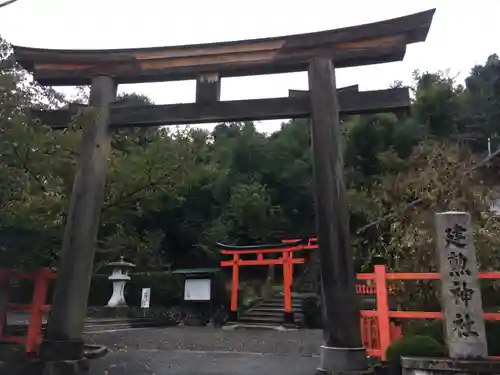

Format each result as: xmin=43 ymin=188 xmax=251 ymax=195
xmin=1 ymin=0 xmax=497 ymax=133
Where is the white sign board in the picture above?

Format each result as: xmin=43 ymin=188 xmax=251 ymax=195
xmin=184 ymin=278 xmax=211 ymax=301
xmin=141 ymin=287 xmax=151 ymax=308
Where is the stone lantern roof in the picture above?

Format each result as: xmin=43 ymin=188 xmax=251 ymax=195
xmin=107 ymin=256 xmax=135 ymax=269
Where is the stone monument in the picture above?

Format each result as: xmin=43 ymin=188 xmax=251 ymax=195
xmin=402 ymin=211 xmax=500 ymax=375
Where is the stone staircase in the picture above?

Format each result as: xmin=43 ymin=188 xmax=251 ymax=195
xmin=292 ymin=248 xmax=321 ymax=294
xmin=236 ymin=249 xmax=322 ymax=327
xmin=237 ymin=293 xmax=305 ymax=327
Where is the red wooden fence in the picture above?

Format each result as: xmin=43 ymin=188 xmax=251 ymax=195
xmin=0 ymin=268 xmax=55 ymax=353
xmin=358 ymin=265 xmax=500 ymax=360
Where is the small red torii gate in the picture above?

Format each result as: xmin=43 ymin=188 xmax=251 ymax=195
xmin=218 ymin=237 xmax=318 ymax=323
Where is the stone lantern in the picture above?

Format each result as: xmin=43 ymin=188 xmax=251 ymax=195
xmin=106 ymin=256 xmax=135 ymax=308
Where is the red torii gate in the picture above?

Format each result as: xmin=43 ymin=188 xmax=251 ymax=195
xmin=218 ymin=237 xmax=391 ymax=325
xmin=218 ymin=238 xmax=317 ymax=323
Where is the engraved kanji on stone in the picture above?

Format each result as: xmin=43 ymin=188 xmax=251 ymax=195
xmin=449 ymin=281 xmax=474 ymax=307
xmin=453 ymin=312 xmax=479 ymax=338
xmin=445 ymin=224 xmax=467 ymax=249
xmin=447 ymin=251 xmax=471 ymax=277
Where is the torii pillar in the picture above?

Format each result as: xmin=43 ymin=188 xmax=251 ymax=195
xmin=309 ymin=58 xmax=367 ymax=374
xmin=40 ymin=75 xmax=117 ymax=373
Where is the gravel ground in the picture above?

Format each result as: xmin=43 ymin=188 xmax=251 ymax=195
xmin=85 ymin=326 xmax=324 ymax=356
xmin=88 ymin=349 xmax=319 ymax=375
xmin=85 ymin=327 xmax=323 ymax=375
xmin=0 ymin=327 xmax=323 ymax=374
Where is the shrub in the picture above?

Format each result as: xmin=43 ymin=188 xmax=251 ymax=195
xmin=403 ymin=320 xmax=445 ymax=345
xmin=386 ymin=335 xmax=446 ymax=362
xmin=403 ymin=319 xmax=500 ymax=356
xmin=486 ymin=321 xmax=500 ymax=356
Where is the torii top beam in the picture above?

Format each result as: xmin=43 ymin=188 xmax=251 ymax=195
xmin=13 ymin=9 xmax=435 ymax=86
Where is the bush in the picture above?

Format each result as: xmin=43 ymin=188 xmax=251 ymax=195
xmin=404 ymin=319 xmax=500 ymax=356
xmin=403 ymin=320 xmax=445 ymax=345
xmin=125 ymin=273 xmax=184 ymax=307
xmin=486 ymin=321 xmax=500 ymax=356
xmin=386 ymin=335 xmax=446 ymax=362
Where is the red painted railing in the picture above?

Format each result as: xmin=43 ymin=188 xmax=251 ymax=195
xmin=357 ymin=265 xmax=500 ymax=360
xmin=0 ymin=268 xmax=55 ymax=353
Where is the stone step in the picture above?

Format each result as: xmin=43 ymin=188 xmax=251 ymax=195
xmin=260 ymin=296 xmax=303 ymax=302
xmin=245 ymin=310 xmax=283 ymax=316
xmin=249 ymin=306 xmax=301 ymax=313
xmin=83 ymin=322 xmax=132 ymax=332
xmin=5 ymin=317 xmax=162 ymax=335
xmin=245 ymin=310 xmax=303 ymax=319
xmin=238 ymin=315 xmax=284 ymax=324
xmin=258 ymin=302 xmax=302 ymax=309
xmin=295 ymin=284 xmax=316 ymax=292
xmin=224 ymin=323 xmax=289 ymax=331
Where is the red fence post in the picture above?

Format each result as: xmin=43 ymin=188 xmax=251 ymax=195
xmin=230 ymin=254 xmax=240 ymax=317
xmin=282 ymin=251 xmax=292 ymax=316
xmin=26 ymin=268 xmax=50 ymax=353
xmin=375 ymin=264 xmax=391 ymax=360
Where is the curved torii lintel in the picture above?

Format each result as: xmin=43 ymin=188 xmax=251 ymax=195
xmin=13 ymin=9 xmax=435 ymax=86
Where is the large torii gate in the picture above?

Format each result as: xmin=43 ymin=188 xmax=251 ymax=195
xmin=13 ymin=9 xmax=435 ymax=374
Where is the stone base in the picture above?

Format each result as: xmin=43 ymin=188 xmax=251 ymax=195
xmin=0 ymin=358 xmax=89 ymax=375
xmin=317 ymin=345 xmax=367 ymax=374
xmin=402 ymin=357 xmax=500 ymax=375
xmin=42 ymin=358 xmax=89 ymax=375
xmin=228 ymin=310 xmax=238 ymax=322
xmin=0 ymin=358 xmax=43 ymax=375
xmin=283 ymin=311 xmax=295 ymax=325
xmin=40 ymin=339 xmax=84 ymax=361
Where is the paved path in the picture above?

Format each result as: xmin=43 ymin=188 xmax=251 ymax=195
xmin=88 ymin=349 xmax=318 ymax=375
xmin=84 ymin=326 xmax=322 ymax=374
xmin=0 ymin=325 xmax=323 ymax=374
xmin=85 ymin=326 xmax=323 ymax=356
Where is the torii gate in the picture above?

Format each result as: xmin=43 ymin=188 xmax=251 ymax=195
xmin=218 ymin=237 xmax=317 ymax=323
xmin=12 ymin=8 xmax=434 ymax=374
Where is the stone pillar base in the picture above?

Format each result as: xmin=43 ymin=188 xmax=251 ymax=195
xmin=42 ymin=359 xmax=89 ymax=375
xmin=283 ymin=311 xmax=295 ymax=325
xmin=0 ymin=358 xmax=89 ymax=375
xmin=402 ymin=357 xmax=500 ymax=375
xmin=40 ymin=339 xmax=84 ymax=361
xmin=228 ymin=310 xmax=238 ymax=322
xmin=317 ymin=345 xmax=367 ymax=374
